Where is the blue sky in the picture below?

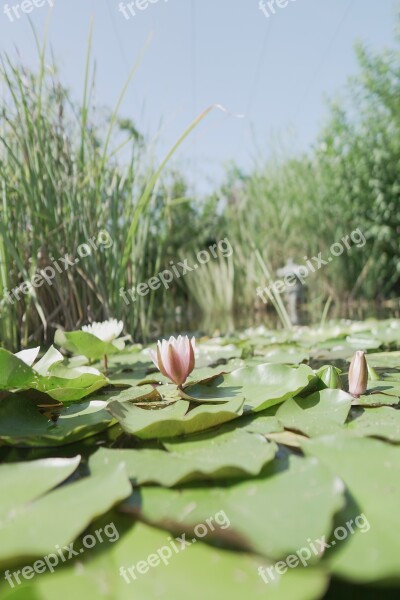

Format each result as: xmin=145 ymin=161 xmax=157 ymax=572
xmin=0 ymin=0 xmax=397 ymax=194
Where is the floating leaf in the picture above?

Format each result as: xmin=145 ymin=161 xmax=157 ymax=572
xmin=184 ymin=364 xmax=315 ymax=412
xmin=347 ymin=406 xmax=400 ymax=442
xmin=108 ymin=397 xmax=245 ymax=439
xmin=35 ymin=364 xmax=108 ymax=402
xmin=0 ymin=348 xmax=38 ymax=390
xmin=276 ymin=389 xmax=353 ymax=438
xmin=353 ymin=379 xmax=400 ymax=407
xmin=10 ymin=521 xmax=328 ymax=600
xmin=303 ymin=434 xmax=400 ymax=582
xmin=0 ymin=462 xmax=131 ymax=563
xmin=0 ymin=456 xmax=80 ymax=519
xmin=0 ymin=346 xmax=107 ymax=401
xmin=90 ymin=428 xmax=277 ymax=486
xmin=362 ymin=351 xmax=400 ymax=369
xmin=0 ymin=396 xmax=115 ymax=447
xmin=259 ymin=345 xmax=309 ymax=365
xmin=124 ymin=455 xmax=345 ymax=561
xmin=55 ymin=329 xmax=125 ymax=361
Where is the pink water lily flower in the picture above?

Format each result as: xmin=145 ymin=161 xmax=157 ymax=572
xmin=150 ymin=335 xmax=196 ymax=386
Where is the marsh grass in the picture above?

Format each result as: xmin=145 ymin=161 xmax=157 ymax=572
xmin=0 ymin=32 xmax=212 ymax=349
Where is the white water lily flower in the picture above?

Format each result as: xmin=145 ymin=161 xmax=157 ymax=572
xmin=15 ymin=346 xmax=64 ymax=376
xmin=81 ymin=319 xmax=124 ymax=343
xmin=15 ymin=347 xmax=40 ymax=366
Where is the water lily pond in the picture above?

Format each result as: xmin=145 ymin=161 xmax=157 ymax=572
xmin=1 ymin=318 xmax=400 ymax=599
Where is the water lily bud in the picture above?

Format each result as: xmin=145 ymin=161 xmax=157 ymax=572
xmin=367 ymin=363 xmax=379 ymax=381
xmin=150 ymin=335 xmax=196 ymax=387
xmin=316 ymin=365 xmax=342 ymax=390
xmin=348 ymin=351 xmax=368 ymax=397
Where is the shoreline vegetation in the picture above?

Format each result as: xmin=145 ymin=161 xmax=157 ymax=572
xmin=1 ymin=25 xmax=399 ymax=351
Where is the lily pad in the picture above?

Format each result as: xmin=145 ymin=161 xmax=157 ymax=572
xmin=351 ymin=379 xmax=400 ymax=407
xmin=0 ymin=346 xmax=107 ymax=402
xmin=9 ymin=521 xmax=329 ymax=600
xmin=259 ymin=345 xmax=309 ymax=364
xmin=108 ymin=397 xmax=245 ymax=439
xmin=123 ymin=455 xmax=345 ymax=561
xmin=235 ymin=408 xmax=284 ymax=436
xmin=362 ymin=351 xmax=400 ymax=369
xmin=303 ymin=434 xmax=400 ymax=582
xmin=347 ymin=406 xmax=400 ymax=442
xmin=55 ymin=329 xmax=125 ymax=361
xmin=0 ymin=396 xmax=115 ymax=447
xmin=184 ymin=364 xmax=315 ymax=412
xmin=276 ymin=389 xmax=353 ymax=438
xmin=0 ymin=462 xmax=132 ymax=563
xmin=0 ymin=348 xmax=38 ymax=390
xmin=0 ymin=456 xmax=80 ymax=519
xmin=89 ymin=429 xmax=277 ymax=486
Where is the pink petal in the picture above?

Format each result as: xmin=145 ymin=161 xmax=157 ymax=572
xmin=167 ymin=342 xmax=188 ymax=385
xmin=149 ymin=349 xmax=159 ymax=369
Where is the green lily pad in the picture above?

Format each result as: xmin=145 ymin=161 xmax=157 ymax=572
xmin=259 ymin=346 xmax=309 ymax=364
xmin=371 ymin=322 xmax=400 ymax=345
xmin=0 ymin=461 xmax=132 ymax=563
xmin=276 ymin=389 xmax=353 ymax=438
xmin=9 ymin=520 xmax=328 ymax=600
xmin=103 ymin=384 xmax=162 ymax=404
xmin=0 ymin=346 xmax=107 ymax=402
xmin=303 ymin=434 xmax=400 ymax=582
xmin=240 ymin=409 xmax=284 ymax=435
xmin=352 ymin=379 xmax=400 ymax=407
xmin=345 ymin=335 xmax=382 ymax=350
xmin=0 ymin=349 xmax=38 ymax=390
xmin=184 ymin=364 xmax=315 ymax=412
xmin=0 ymin=396 xmax=115 ymax=447
xmin=35 ymin=364 xmax=108 ymax=402
xmin=55 ymin=329 xmax=124 ymax=361
xmin=347 ymin=406 xmax=400 ymax=442
xmin=312 ymin=345 xmax=357 ymax=361
xmin=89 ymin=428 xmax=277 ymax=486
xmin=123 ymin=455 xmax=345 ymax=561
xmin=363 ymin=351 xmax=400 ymax=369
xmin=108 ymin=397 xmax=245 ymax=439
xmin=0 ymin=456 xmax=80 ymax=519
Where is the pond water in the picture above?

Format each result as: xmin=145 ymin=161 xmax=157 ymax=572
xmin=158 ymin=301 xmax=399 ymax=340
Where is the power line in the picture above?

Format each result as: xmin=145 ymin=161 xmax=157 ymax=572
xmin=246 ymin=18 xmax=275 ymax=116
xmin=190 ymin=0 xmax=198 ymax=193
xmin=104 ymin=0 xmax=131 ymax=72
xmin=293 ymin=0 xmax=354 ymax=120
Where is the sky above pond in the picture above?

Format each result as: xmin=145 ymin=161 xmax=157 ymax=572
xmin=0 ymin=0 xmax=396 ymax=194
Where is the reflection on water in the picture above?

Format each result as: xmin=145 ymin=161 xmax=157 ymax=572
xmin=157 ymin=301 xmax=399 ymax=340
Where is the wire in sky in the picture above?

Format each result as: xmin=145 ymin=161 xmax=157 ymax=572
xmin=104 ymin=0 xmax=131 ymax=72
xmin=293 ymin=0 xmax=355 ymax=120
xmin=190 ymin=0 xmax=198 ymax=193
xmin=246 ymin=17 xmax=275 ymax=117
